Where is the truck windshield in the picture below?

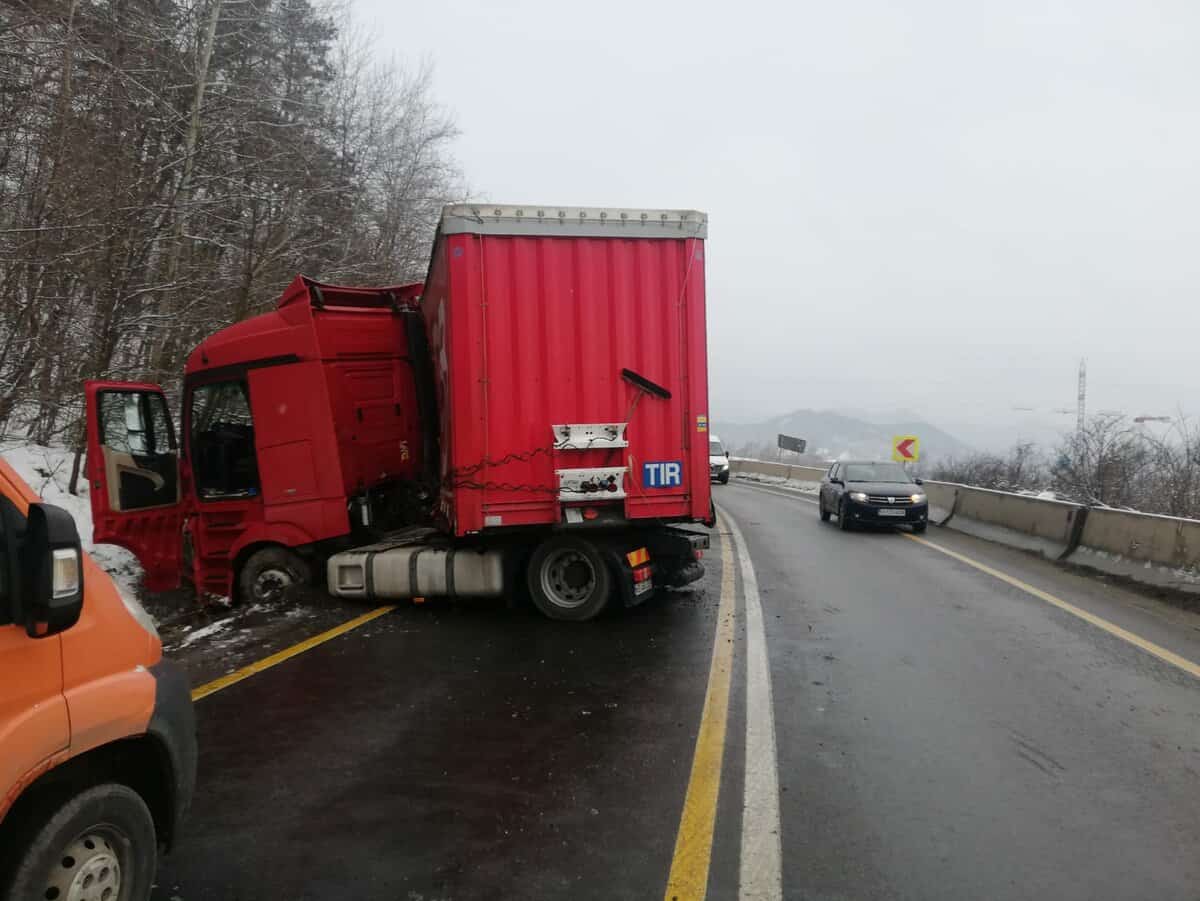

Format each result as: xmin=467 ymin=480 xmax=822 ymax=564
xmin=844 ymin=463 xmax=911 ymax=483
xmin=190 ymin=381 xmax=260 ymax=500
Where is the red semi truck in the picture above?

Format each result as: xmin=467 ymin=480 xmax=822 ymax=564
xmin=85 ymin=204 xmax=712 ymax=620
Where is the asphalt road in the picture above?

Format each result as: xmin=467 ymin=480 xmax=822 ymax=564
xmin=154 ymin=561 xmax=725 ymax=900
xmin=719 ymin=480 xmax=1200 ymax=901
xmin=153 ymin=479 xmax=1200 ymax=900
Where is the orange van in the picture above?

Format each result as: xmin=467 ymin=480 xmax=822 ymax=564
xmin=0 ymin=456 xmax=196 ymax=900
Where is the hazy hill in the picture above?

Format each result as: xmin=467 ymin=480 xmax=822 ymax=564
xmin=712 ymin=409 xmax=974 ymax=462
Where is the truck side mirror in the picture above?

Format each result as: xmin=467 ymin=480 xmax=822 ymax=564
xmin=22 ymin=502 xmax=84 ymax=638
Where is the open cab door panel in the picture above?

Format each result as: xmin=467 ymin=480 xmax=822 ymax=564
xmin=84 ymin=380 xmax=184 ymax=591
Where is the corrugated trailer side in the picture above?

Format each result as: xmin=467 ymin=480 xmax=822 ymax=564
xmin=423 ymin=205 xmax=712 ymax=537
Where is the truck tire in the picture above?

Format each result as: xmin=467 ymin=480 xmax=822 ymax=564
xmin=3 ymin=783 xmax=156 ymax=901
xmin=527 ymin=536 xmax=612 ymax=622
xmin=238 ymin=546 xmax=311 ymax=605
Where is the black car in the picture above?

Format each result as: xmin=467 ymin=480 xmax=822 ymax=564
xmin=818 ymin=461 xmax=928 ymax=533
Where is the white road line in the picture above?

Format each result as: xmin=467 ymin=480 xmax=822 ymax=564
xmin=722 ymin=507 xmax=783 ymax=900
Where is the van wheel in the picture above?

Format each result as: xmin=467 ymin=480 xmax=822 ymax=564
xmin=4 ymin=783 xmax=156 ymax=901
xmin=527 ymin=537 xmax=612 ymax=622
xmin=238 ymin=547 xmax=311 ymax=605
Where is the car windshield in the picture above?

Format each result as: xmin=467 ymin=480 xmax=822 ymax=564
xmin=710 ymin=440 xmax=725 ymax=456
xmin=844 ymin=463 xmax=911 ymax=483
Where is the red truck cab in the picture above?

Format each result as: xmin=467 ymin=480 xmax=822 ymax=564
xmin=86 ymin=276 xmax=425 ymax=603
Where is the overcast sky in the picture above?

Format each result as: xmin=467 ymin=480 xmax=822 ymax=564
xmin=356 ymin=0 xmax=1200 ymax=446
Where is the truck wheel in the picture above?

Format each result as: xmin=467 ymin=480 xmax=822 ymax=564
xmin=4 ymin=783 xmax=156 ymax=901
xmin=238 ymin=547 xmax=311 ymax=605
xmin=527 ymin=537 xmax=612 ymax=622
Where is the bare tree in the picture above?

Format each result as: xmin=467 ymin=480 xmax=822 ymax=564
xmin=0 ymin=0 xmax=464 ymax=465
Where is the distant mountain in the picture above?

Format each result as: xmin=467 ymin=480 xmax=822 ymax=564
xmin=712 ymin=409 xmax=975 ymax=462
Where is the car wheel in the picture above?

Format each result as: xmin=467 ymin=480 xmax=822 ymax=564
xmin=238 ymin=546 xmax=311 ymax=605
xmin=838 ymin=499 xmax=853 ymax=531
xmin=3 ymin=783 xmax=157 ymax=901
xmin=819 ymin=497 xmax=831 ymax=522
xmin=912 ymin=521 xmax=928 ymax=534
xmin=527 ymin=536 xmax=613 ymax=622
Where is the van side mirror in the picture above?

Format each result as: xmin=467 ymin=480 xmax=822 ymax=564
xmin=914 ymin=477 xmax=924 ymax=486
xmin=22 ymin=502 xmax=84 ymax=638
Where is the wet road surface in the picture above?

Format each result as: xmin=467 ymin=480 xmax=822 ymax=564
xmin=154 ymin=479 xmax=1200 ymax=899
xmin=720 ymin=480 xmax=1200 ymax=900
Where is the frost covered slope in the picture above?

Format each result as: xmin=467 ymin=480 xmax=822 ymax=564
xmin=0 ymin=442 xmax=144 ymax=601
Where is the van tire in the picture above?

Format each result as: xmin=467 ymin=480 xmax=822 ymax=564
xmin=238 ymin=546 xmax=311 ymax=605
xmin=3 ymin=783 xmax=156 ymax=901
xmin=527 ymin=536 xmax=612 ymax=622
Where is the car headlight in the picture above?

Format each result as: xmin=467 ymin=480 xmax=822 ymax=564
xmin=849 ymin=491 xmax=869 ymax=502
xmin=911 ymin=493 xmax=927 ymax=504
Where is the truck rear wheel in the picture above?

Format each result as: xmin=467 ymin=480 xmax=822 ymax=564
xmin=238 ymin=546 xmax=311 ymax=605
xmin=3 ymin=783 xmax=156 ymax=901
xmin=527 ymin=537 xmax=612 ymax=622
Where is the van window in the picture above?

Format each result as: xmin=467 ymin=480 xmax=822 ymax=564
xmin=0 ymin=495 xmax=22 ymax=626
xmin=189 ymin=381 xmax=260 ymax=500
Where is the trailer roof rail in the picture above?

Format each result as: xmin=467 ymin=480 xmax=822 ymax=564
xmin=440 ymin=204 xmax=708 ymax=239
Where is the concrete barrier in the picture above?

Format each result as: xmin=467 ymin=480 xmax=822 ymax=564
xmin=1067 ymin=508 xmax=1200 ymax=595
xmin=923 ymin=481 xmax=958 ymax=526
xmin=943 ymin=485 xmax=1085 ymax=559
xmin=730 ymin=459 xmax=827 ymax=483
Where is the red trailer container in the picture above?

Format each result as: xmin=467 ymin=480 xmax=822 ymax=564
xmin=423 ymin=204 xmax=712 ymax=536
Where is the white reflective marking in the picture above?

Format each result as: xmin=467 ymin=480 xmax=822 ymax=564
xmin=723 ymin=508 xmax=783 ymax=900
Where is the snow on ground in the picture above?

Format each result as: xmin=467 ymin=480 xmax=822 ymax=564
xmin=732 ymin=471 xmax=821 ymax=494
xmin=0 ymin=440 xmax=148 ymax=615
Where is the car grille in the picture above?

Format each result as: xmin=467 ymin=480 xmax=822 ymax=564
xmin=867 ymin=494 xmax=913 ymax=505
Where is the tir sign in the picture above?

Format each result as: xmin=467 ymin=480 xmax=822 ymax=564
xmin=644 ymin=461 xmax=683 ymax=488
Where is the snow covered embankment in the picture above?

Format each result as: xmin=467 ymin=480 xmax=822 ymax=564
xmin=1 ymin=442 xmax=144 ymax=603
xmin=732 ymin=471 xmax=821 ymax=495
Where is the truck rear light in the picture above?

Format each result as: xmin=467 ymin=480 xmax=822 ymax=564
xmin=583 ymin=508 xmax=599 ymax=521
xmin=632 ymin=566 xmax=652 ymax=584
xmin=694 ymin=549 xmax=704 ymax=560
xmin=626 ymin=547 xmax=649 ymax=567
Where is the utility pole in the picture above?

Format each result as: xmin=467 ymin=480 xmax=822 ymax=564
xmin=1076 ymin=358 xmax=1087 ymax=440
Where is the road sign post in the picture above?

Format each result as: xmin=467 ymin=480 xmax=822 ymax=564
xmin=892 ymin=435 xmax=919 ymax=463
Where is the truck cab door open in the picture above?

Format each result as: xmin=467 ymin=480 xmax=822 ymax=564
xmin=84 ymin=381 xmax=184 ymax=591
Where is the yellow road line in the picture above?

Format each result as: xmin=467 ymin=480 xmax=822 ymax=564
xmin=191 ymin=605 xmax=397 ymax=701
xmin=904 ymin=534 xmax=1200 ymax=681
xmin=664 ymin=513 xmax=737 ymax=900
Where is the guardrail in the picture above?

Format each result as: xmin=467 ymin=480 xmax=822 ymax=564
xmin=728 ymin=459 xmax=1200 ymax=596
